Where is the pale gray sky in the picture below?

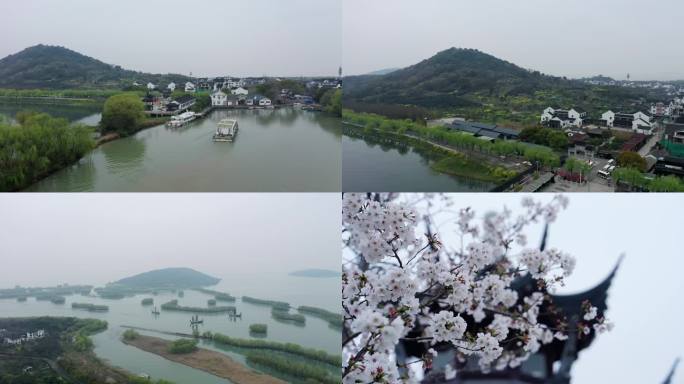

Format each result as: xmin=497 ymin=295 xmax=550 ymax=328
xmin=343 ymin=193 xmax=683 ymax=383
xmin=0 ymin=193 xmax=340 ymax=287
xmin=343 ymin=0 xmax=684 ymax=80
xmin=0 ymin=0 xmax=341 ymax=77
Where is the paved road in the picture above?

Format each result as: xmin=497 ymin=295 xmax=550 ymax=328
xmin=639 ymin=128 xmax=663 ymax=157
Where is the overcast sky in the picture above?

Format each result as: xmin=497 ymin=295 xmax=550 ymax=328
xmin=0 ymin=0 xmax=341 ymax=77
xmin=0 ymin=193 xmax=340 ymax=288
xmin=343 ymin=193 xmax=682 ymax=383
xmin=343 ymin=0 xmax=684 ymax=80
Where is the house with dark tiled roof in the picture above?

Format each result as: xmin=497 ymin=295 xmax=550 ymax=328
xmin=541 ymin=107 xmax=587 ymax=128
xmin=600 ymin=110 xmax=653 ymax=134
xmin=448 ymin=121 xmax=519 ymax=140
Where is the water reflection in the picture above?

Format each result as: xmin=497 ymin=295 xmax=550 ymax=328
xmin=101 ymin=135 xmax=147 ymax=174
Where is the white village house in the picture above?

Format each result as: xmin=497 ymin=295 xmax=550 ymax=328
xmin=231 ymin=87 xmax=249 ymax=96
xmin=167 ymin=82 xmax=176 ymax=91
xmin=540 ymin=107 xmax=587 ymax=129
xmin=184 ymin=82 xmax=196 ymax=93
xmin=146 ymin=82 xmax=156 ymax=90
xmin=211 ymin=90 xmax=228 ymax=107
xmin=600 ymin=110 xmax=653 ymax=134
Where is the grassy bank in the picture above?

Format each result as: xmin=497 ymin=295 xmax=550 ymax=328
xmin=206 ymin=332 xmax=341 ymax=367
xmin=343 ymin=109 xmax=560 ymax=167
xmin=246 ymin=350 xmax=339 ymax=384
xmin=122 ymin=334 xmax=284 ymax=384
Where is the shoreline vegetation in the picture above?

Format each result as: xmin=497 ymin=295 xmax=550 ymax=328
xmin=0 ymin=285 xmax=93 ymax=300
xmin=343 ymin=109 xmax=561 ymax=186
xmin=194 ymin=288 xmax=237 ymax=302
xmin=270 ymin=308 xmax=306 ymax=325
xmin=242 ymin=296 xmax=290 ymax=310
xmin=121 ymin=333 xmax=286 ymax=384
xmin=297 ymin=306 xmax=343 ymax=329
xmin=72 ymin=303 xmax=109 ymax=312
xmin=121 ymin=325 xmax=341 ymax=367
xmin=160 ymin=299 xmax=236 ymax=313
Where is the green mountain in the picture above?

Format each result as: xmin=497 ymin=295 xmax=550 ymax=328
xmin=344 ymin=48 xmax=666 ymax=124
xmin=112 ymin=267 xmax=220 ymax=289
xmin=0 ymin=44 xmax=189 ymax=89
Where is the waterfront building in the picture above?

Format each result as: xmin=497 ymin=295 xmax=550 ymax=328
xmin=211 ymin=90 xmax=228 ymax=107
xmin=167 ymin=95 xmax=196 ymax=112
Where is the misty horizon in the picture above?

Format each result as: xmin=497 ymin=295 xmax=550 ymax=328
xmin=348 ymin=46 xmax=684 ymax=82
xmin=343 ymin=0 xmax=684 ymax=81
xmin=0 ymin=0 xmax=341 ymax=78
xmin=0 ymin=194 xmax=340 ymax=289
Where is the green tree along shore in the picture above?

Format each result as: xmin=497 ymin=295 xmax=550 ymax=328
xmin=343 ymin=110 xmax=560 ymax=167
xmin=100 ymin=93 xmax=145 ymax=135
xmin=0 ymin=111 xmax=94 ymax=191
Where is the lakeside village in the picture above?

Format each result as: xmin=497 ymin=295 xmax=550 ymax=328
xmin=136 ymin=76 xmax=341 ymax=130
xmin=1 ymin=328 xmax=46 ymax=346
xmin=431 ymin=95 xmax=684 ymax=192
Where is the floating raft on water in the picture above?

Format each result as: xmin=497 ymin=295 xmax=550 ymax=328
xmin=213 ymin=119 xmax=238 ymax=142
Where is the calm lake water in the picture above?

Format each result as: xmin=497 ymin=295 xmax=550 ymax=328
xmin=0 ymin=273 xmax=340 ymax=384
xmin=1 ymin=105 xmax=341 ymax=192
xmin=342 ymin=134 xmax=495 ymax=192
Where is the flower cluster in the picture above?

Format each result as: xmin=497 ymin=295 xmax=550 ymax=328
xmin=342 ymin=193 xmax=612 ymax=383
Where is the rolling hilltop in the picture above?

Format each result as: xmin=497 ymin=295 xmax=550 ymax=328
xmin=111 ymin=267 xmax=220 ymax=289
xmin=344 ymin=48 xmax=666 ymax=124
xmin=0 ymin=44 xmax=189 ymax=89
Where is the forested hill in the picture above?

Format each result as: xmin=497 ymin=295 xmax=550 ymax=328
xmin=112 ymin=268 xmax=220 ymax=289
xmin=0 ymin=44 xmax=189 ymax=89
xmin=344 ymin=48 xmax=583 ymax=107
xmin=343 ymin=48 xmax=664 ymax=124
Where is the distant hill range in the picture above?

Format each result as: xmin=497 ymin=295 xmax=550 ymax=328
xmin=112 ymin=267 xmax=220 ymax=289
xmin=289 ymin=269 xmax=339 ymax=278
xmin=344 ymin=47 xmax=666 ymax=123
xmin=0 ymin=44 xmax=190 ymax=89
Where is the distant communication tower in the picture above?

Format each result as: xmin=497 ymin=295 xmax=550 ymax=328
xmin=338 ymin=66 xmax=342 ymax=79
xmin=627 ymin=73 xmax=630 ymax=80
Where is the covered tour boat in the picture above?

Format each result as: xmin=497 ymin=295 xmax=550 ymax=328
xmin=213 ymin=118 xmax=239 ymax=142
